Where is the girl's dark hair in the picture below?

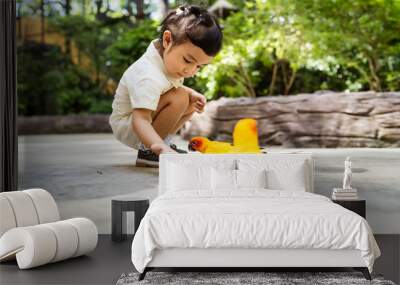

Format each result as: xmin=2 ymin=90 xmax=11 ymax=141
xmin=159 ymin=5 xmax=223 ymax=56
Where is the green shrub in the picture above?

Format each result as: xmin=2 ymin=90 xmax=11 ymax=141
xmin=105 ymin=20 xmax=159 ymax=81
xmin=194 ymin=0 xmax=400 ymax=99
xmin=17 ymin=41 xmax=111 ymax=115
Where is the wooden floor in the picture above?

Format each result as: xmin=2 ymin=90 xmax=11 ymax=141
xmin=0 ymin=235 xmax=398 ymax=285
xmin=0 ymin=235 xmax=133 ymax=285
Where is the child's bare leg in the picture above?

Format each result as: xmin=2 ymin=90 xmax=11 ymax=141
xmin=150 ymin=108 xmax=194 ymax=154
xmin=150 ymin=87 xmax=190 ymax=140
xmin=169 ymin=109 xmax=195 ymax=135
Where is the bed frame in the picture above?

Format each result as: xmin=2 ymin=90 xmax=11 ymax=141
xmin=139 ymin=248 xmax=371 ymax=280
xmin=138 ymin=153 xmax=372 ymax=281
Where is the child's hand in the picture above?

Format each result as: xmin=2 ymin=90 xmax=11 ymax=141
xmin=189 ymin=90 xmax=207 ymax=114
xmin=150 ymin=143 xmax=177 ymax=155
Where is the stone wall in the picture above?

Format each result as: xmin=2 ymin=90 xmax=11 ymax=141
xmin=18 ymin=114 xmax=111 ymax=135
xmin=180 ymin=91 xmax=400 ymax=147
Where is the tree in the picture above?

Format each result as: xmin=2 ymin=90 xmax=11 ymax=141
xmin=39 ymin=0 xmax=45 ymax=43
xmin=288 ymin=0 xmax=400 ymax=91
xmin=196 ymin=0 xmax=400 ymax=99
xmin=105 ymin=20 xmax=158 ymax=81
xmin=197 ymin=0 xmax=314 ymax=98
xmin=134 ymin=0 xmax=145 ymax=20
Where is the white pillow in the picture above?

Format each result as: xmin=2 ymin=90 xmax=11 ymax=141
xmin=167 ymin=162 xmax=211 ymax=191
xmin=211 ymin=169 xmax=268 ymax=191
xmin=267 ymin=166 xmax=306 ymax=191
xmin=211 ymin=168 xmax=237 ymax=191
xmin=238 ymin=159 xmax=307 ymax=191
xmin=236 ymin=169 xmax=267 ymax=189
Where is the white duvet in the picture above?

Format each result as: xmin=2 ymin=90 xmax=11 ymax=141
xmin=131 ymin=190 xmax=380 ymax=273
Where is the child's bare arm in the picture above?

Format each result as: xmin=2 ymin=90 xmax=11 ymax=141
xmin=181 ymin=86 xmax=206 ymax=113
xmin=132 ymin=109 xmax=175 ymax=154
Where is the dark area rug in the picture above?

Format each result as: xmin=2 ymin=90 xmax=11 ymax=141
xmin=116 ymin=271 xmax=396 ymax=285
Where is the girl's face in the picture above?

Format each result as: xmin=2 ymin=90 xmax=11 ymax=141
xmin=161 ymin=31 xmax=213 ymax=79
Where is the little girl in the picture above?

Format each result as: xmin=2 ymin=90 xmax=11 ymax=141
xmin=109 ymin=5 xmax=223 ymax=167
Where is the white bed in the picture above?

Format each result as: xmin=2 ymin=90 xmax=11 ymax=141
xmin=131 ymin=154 xmax=380 ymax=280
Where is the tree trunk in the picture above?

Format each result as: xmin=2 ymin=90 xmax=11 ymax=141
xmin=64 ymin=0 xmax=71 ymax=17
xmin=126 ymin=0 xmax=133 ymax=16
xmin=346 ymin=61 xmax=373 ymax=91
xmin=281 ymin=62 xmax=296 ymax=95
xmin=367 ymin=56 xmax=382 ymax=91
xmin=17 ymin=1 xmax=22 ymax=40
xmin=238 ymin=61 xmax=256 ymax=98
xmin=269 ymin=63 xmax=278 ymax=95
xmin=134 ymin=0 xmax=145 ymax=20
xmin=64 ymin=0 xmax=71 ymax=58
xmin=81 ymin=0 xmax=86 ymax=15
xmin=40 ymin=0 xmax=45 ymax=44
xmin=95 ymin=0 xmax=102 ymax=17
xmin=284 ymin=70 xmax=296 ymax=96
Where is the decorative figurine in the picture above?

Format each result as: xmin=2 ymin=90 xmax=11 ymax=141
xmin=342 ymin=156 xmax=352 ymax=190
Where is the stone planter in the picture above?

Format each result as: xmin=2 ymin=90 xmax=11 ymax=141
xmin=18 ymin=114 xmax=111 ymax=135
xmin=180 ymin=91 xmax=400 ymax=148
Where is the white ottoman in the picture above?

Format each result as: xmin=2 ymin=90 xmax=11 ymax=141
xmin=0 ymin=189 xmax=98 ymax=269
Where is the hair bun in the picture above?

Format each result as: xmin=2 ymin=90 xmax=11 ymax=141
xmin=176 ymin=6 xmax=185 ymax=15
xmin=199 ymin=13 xmax=213 ymax=27
xmin=159 ymin=4 xmax=223 ymax=56
xmin=188 ymin=5 xmax=201 ymax=16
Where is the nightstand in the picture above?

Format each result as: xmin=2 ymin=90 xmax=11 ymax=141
xmin=332 ymin=199 xmax=366 ymax=218
xmin=111 ymin=197 xmax=149 ymax=242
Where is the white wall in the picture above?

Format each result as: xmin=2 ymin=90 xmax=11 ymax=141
xmin=306 ymin=148 xmax=400 ymax=234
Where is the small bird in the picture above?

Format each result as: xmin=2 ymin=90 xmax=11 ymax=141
xmin=188 ymin=118 xmax=261 ymax=154
xmin=188 ymin=137 xmax=240 ymax=153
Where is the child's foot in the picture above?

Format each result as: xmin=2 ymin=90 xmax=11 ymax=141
xmin=170 ymin=144 xmax=188 ymax=153
xmin=136 ymin=149 xmax=159 ymax=168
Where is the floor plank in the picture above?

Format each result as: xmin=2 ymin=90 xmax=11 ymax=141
xmin=0 ymin=235 xmax=133 ymax=285
xmin=1 ymin=235 xmax=398 ymax=285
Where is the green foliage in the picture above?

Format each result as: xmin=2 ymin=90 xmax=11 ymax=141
xmin=105 ymin=20 xmax=159 ymax=81
xmin=18 ymin=0 xmax=400 ymax=116
xmin=17 ymin=42 xmax=111 ymax=116
xmin=51 ymin=15 xmax=131 ymax=83
xmin=195 ymin=0 xmax=400 ymax=99
xmin=172 ymin=0 xmax=216 ymax=7
xmin=288 ymin=0 xmax=400 ymax=92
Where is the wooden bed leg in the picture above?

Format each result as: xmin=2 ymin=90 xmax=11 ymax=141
xmin=362 ymin=268 xmax=372 ymax=280
xmin=138 ymin=268 xmax=148 ymax=281
xmin=354 ymin=267 xmax=372 ymax=280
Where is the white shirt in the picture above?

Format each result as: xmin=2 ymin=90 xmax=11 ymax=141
xmin=109 ymin=40 xmax=184 ymax=149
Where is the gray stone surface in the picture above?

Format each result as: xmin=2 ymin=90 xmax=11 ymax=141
xmin=18 ymin=134 xmax=400 ymax=234
xmin=18 ymin=134 xmax=160 ymax=234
